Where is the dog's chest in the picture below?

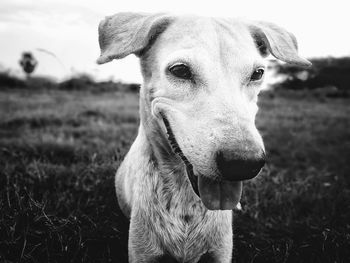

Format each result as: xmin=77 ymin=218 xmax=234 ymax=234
xmin=136 ymin=168 xmax=231 ymax=261
xmin=148 ymin=189 xmax=216 ymax=260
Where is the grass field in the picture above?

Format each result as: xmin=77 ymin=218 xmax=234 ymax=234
xmin=0 ymin=87 xmax=349 ymax=263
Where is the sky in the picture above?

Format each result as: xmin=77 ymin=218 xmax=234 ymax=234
xmin=0 ymin=0 xmax=349 ymax=83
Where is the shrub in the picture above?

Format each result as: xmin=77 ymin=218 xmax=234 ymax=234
xmin=0 ymin=71 xmax=26 ymax=88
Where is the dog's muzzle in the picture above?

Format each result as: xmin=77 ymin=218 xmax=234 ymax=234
xmin=160 ymin=113 xmax=264 ymax=210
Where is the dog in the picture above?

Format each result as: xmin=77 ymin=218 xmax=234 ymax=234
xmin=97 ymin=12 xmax=311 ymax=263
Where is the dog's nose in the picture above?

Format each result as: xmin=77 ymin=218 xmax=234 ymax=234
xmin=216 ymin=150 xmax=266 ymax=181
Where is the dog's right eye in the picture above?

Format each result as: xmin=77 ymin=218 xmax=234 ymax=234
xmin=250 ymin=68 xmax=265 ymax=81
xmin=169 ymin=63 xmax=193 ymax=80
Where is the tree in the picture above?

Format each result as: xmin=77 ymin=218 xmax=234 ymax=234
xmin=19 ymin=52 xmax=38 ymax=79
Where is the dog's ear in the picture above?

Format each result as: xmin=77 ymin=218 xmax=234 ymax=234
xmin=248 ymin=21 xmax=311 ymax=67
xmin=97 ymin=12 xmax=174 ymax=64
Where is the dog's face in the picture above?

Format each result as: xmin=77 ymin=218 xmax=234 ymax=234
xmin=97 ymin=13 xmax=311 ymax=210
xmin=143 ymin=17 xmax=267 ymax=210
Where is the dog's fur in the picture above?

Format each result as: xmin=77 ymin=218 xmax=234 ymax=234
xmin=97 ymin=13 xmax=311 ymax=263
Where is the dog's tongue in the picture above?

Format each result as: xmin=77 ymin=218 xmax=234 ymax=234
xmin=198 ymin=176 xmax=242 ymax=210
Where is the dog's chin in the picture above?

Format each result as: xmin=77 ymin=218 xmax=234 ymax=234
xmin=161 ymin=114 xmax=242 ymax=211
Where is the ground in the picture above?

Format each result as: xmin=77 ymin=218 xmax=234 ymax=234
xmin=0 ymin=88 xmax=349 ymax=263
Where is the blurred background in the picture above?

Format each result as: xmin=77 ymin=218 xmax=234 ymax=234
xmin=1 ymin=0 xmax=349 ymax=83
xmin=0 ymin=0 xmax=349 ymax=262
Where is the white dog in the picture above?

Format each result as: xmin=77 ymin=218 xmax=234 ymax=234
xmin=97 ymin=12 xmax=310 ymax=263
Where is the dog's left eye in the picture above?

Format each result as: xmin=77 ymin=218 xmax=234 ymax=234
xmin=250 ymin=68 xmax=265 ymax=81
xmin=169 ymin=63 xmax=193 ymax=80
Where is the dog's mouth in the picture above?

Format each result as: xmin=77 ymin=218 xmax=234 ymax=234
xmin=161 ymin=114 xmax=242 ymax=210
xmin=161 ymin=114 xmax=200 ymax=197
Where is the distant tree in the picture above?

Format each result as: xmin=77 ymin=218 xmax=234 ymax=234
xmin=19 ymin=52 xmax=38 ymax=79
xmin=274 ymin=57 xmax=350 ymax=96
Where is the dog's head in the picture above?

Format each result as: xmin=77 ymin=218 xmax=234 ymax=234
xmin=97 ymin=13 xmax=311 ymax=210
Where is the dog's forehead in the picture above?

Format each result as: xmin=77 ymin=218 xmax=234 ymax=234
xmin=152 ymin=16 xmax=259 ymax=65
xmin=161 ymin=16 xmax=217 ymax=44
xmin=162 ymin=17 xmax=252 ymax=47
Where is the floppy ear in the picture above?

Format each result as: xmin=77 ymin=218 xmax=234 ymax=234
xmin=97 ymin=12 xmax=174 ymax=64
xmin=248 ymin=21 xmax=311 ymax=67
